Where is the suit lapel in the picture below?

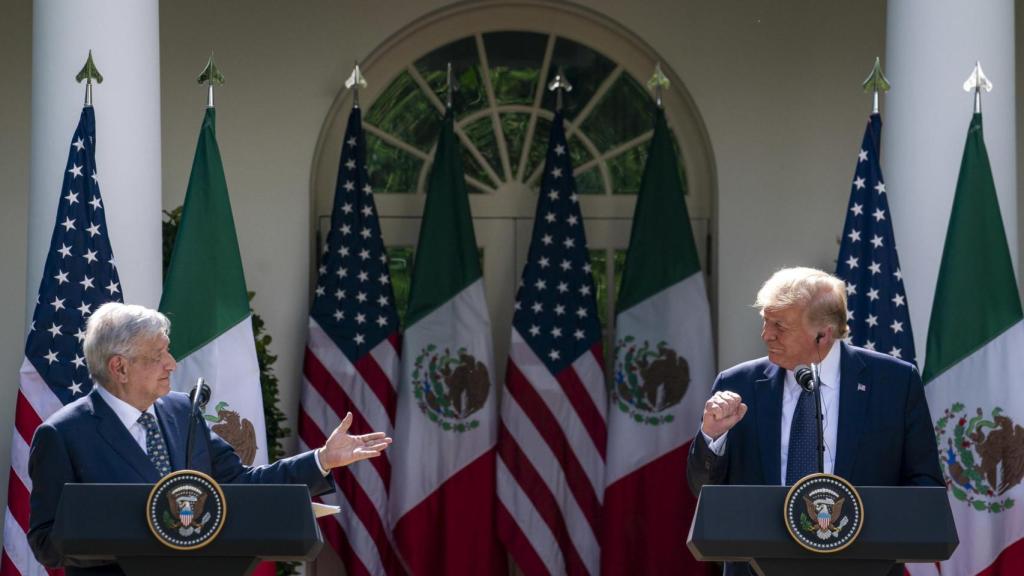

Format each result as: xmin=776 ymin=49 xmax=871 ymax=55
xmin=90 ymin=390 xmax=161 ymax=482
xmin=755 ymin=363 xmax=785 ymax=485
xmin=155 ymin=397 xmax=186 ymax=472
xmin=834 ymin=342 xmax=868 ymax=480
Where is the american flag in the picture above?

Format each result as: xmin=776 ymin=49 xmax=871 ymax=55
xmin=835 ymin=113 xmax=916 ymax=363
xmin=298 ymin=106 xmax=404 ymax=576
xmin=2 ymin=106 xmax=122 ymax=576
xmin=496 ymin=110 xmax=607 ymax=575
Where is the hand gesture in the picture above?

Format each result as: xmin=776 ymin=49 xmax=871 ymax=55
xmin=701 ymin=391 xmax=747 ymax=440
xmin=318 ymin=412 xmax=393 ymax=470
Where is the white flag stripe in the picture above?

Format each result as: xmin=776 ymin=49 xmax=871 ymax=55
xmin=369 ymin=337 xmax=400 ymax=388
xmin=502 ymin=388 xmax=601 ymax=567
xmin=510 ymin=330 xmax=604 ymax=492
xmin=4 ymin=507 xmax=47 ymax=576
xmin=18 ymin=360 xmax=63 ymax=425
xmin=572 ymin=348 xmax=607 ymax=423
xmin=9 ymin=434 xmax=31 ymax=493
xmin=497 ymin=459 xmax=565 ymax=575
xmin=391 ymin=279 xmax=496 ymax=520
xmin=171 ymin=316 xmax=268 ymax=465
xmin=607 ymin=274 xmax=714 ymax=485
xmin=308 ymin=321 xmax=393 ymax=434
xmin=301 ymin=379 xmax=391 ymax=504
xmin=922 ymin=320 xmax=1024 ymax=576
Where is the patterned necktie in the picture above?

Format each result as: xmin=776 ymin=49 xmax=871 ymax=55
xmin=138 ymin=412 xmax=172 ymax=477
xmin=785 ymin=388 xmax=818 ymax=485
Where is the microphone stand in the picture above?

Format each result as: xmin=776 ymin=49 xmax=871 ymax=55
xmin=185 ymin=377 xmax=208 ymax=471
xmin=811 ymin=363 xmax=825 ymax=474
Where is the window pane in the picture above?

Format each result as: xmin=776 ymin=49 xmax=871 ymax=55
xmin=541 ymin=38 xmax=616 ymax=121
xmin=414 ymin=37 xmax=487 ymax=120
xmin=366 ymin=71 xmax=443 ymax=153
xmin=460 ymin=146 xmax=491 ymax=192
xmin=568 ymin=134 xmax=593 ymax=166
xmin=575 ymin=167 xmax=603 ymax=195
xmin=366 ymin=133 xmax=423 ymax=194
xmin=608 ymin=145 xmax=648 ymax=195
xmin=523 ymin=116 xmax=552 ymax=184
xmin=501 ymin=112 xmax=530 ymax=175
xmin=483 ymin=32 xmax=548 ymax=106
xmin=581 ymin=74 xmax=654 ymax=152
xmin=387 ymin=246 xmax=415 ymax=328
xmin=462 ymin=117 xmax=503 ymax=179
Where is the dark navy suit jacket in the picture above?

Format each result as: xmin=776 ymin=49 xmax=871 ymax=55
xmin=686 ymin=342 xmax=942 ymax=576
xmin=28 ymin=389 xmax=334 ymax=575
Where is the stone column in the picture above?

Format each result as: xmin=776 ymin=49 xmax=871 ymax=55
xmin=885 ymin=0 xmax=1016 ymax=361
xmin=29 ymin=0 xmax=163 ymax=323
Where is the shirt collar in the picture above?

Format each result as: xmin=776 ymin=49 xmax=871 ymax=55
xmin=95 ymin=384 xmax=157 ymax=430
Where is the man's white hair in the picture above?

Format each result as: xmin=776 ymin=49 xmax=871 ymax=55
xmin=84 ymin=303 xmax=170 ymax=387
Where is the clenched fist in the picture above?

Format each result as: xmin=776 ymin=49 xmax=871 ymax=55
xmin=701 ymin=391 xmax=748 ymax=440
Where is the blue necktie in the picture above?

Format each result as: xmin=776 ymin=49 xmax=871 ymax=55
xmin=138 ymin=412 xmax=172 ymax=477
xmin=786 ymin=388 xmax=818 ymax=484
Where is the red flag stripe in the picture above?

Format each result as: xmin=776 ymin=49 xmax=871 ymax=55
xmin=557 ymin=346 xmax=607 ymax=457
xmin=304 ymin=348 xmax=390 ymax=484
xmin=355 ymin=350 xmax=397 ymax=426
xmin=318 ymin=510 xmax=372 ymax=576
xmin=496 ymin=501 xmax=553 ymax=576
xmin=308 ymin=321 xmax=397 ymax=427
xmin=13 ymin=393 xmax=42 ymax=447
xmin=367 ymin=334 xmax=400 ymax=424
xmin=298 ymin=410 xmax=404 ymax=575
xmin=6 ymin=471 xmax=31 ymax=533
xmin=497 ymin=425 xmax=590 ymax=575
xmin=505 ymin=360 xmax=602 ymax=532
xmin=0 ymin=551 xmax=19 ymax=576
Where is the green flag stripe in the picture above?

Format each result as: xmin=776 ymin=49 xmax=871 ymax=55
xmin=923 ymin=113 xmax=1023 ymax=383
xmin=617 ymin=108 xmax=702 ymax=312
xmin=159 ymin=108 xmax=251 ymax=360
xmin=404 ymin=111 xmax=483 ymax=327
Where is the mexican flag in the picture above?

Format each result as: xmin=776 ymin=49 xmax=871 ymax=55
xmin=915 ymin=112 xmax=1024 ymax=575
xmin=160 ymin=107 xmax=267 ymax=468
xmin=602 ymin=108 xmax=716 ymax=574
xmin=388 ymin=109 xmax=505 ymax=575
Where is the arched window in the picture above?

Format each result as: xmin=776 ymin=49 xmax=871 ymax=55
xmin=311 ymin=1 xmax=715 ymax=359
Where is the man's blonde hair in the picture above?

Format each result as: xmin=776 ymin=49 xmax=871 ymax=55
xmin=754 ymin=267 xmax=848 ymax=338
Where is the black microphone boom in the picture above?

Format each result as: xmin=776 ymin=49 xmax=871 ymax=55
xmin=794 ymin=365 xmax=815 ymax=391
xmin=185 ymin=377 xmax=212 ymax=471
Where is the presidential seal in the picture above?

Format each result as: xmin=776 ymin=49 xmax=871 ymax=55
xmin=612 ymin=336 xmax=690 ymax=426
xmin=146 ymin=469 xmax=227 ymax=550
xmin=783 ymin=473 xmax=863 ymax=553
xmin=936 ymin=403 xmax=1023 ymax=514
xmin=411 ymin=345 xmax=490 ymax=433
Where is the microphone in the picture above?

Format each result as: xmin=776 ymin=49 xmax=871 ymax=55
xmin=185 ymin=377 xmax=212 ymax=471
xmin=794 ymin=364 xmax=816 ymax=392
xmin=189 ymin=379 xmax=212 ymax=410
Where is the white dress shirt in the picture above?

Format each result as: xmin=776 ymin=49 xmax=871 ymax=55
xmin=95 ymin=384 xmax=158 ymax=454
xmin=702 ymin=341 xmax=842 ymax=484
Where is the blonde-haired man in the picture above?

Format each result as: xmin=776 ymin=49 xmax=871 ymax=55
xmin=687 ymin=268 xmax=941 ymax=574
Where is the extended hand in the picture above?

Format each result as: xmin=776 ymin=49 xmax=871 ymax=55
xmin=701 ymin=391 xmax=747 ymax=440
xmin=318 ymin=412 xmax=393 ymax=470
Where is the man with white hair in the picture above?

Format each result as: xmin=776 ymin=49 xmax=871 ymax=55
xmin=687 ymin=267 xmax=942 ymax=574
xmin=28 ymin=302 xmax=391 ymax=574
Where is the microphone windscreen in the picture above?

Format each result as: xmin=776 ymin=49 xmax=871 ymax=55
xmin=793 ymin=365 xmax=815 ymax=391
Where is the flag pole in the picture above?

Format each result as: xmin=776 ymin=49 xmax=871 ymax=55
xmin=963 ymin=61 xmax=992 ymax=114
xmin=547 ymin=67 xmax=572 ymax=112
xmin=646 ymin=63 xmax=670 ymax=110
xmin=75 ymin=50 xmax=103 ymax=108
xmin=861 ymin=57 xmax=890 ymax=115
xmin=346 ymin=62 xmax=367 ymax=109
xmin=197 ymin=54 xmax=225 ymax=109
